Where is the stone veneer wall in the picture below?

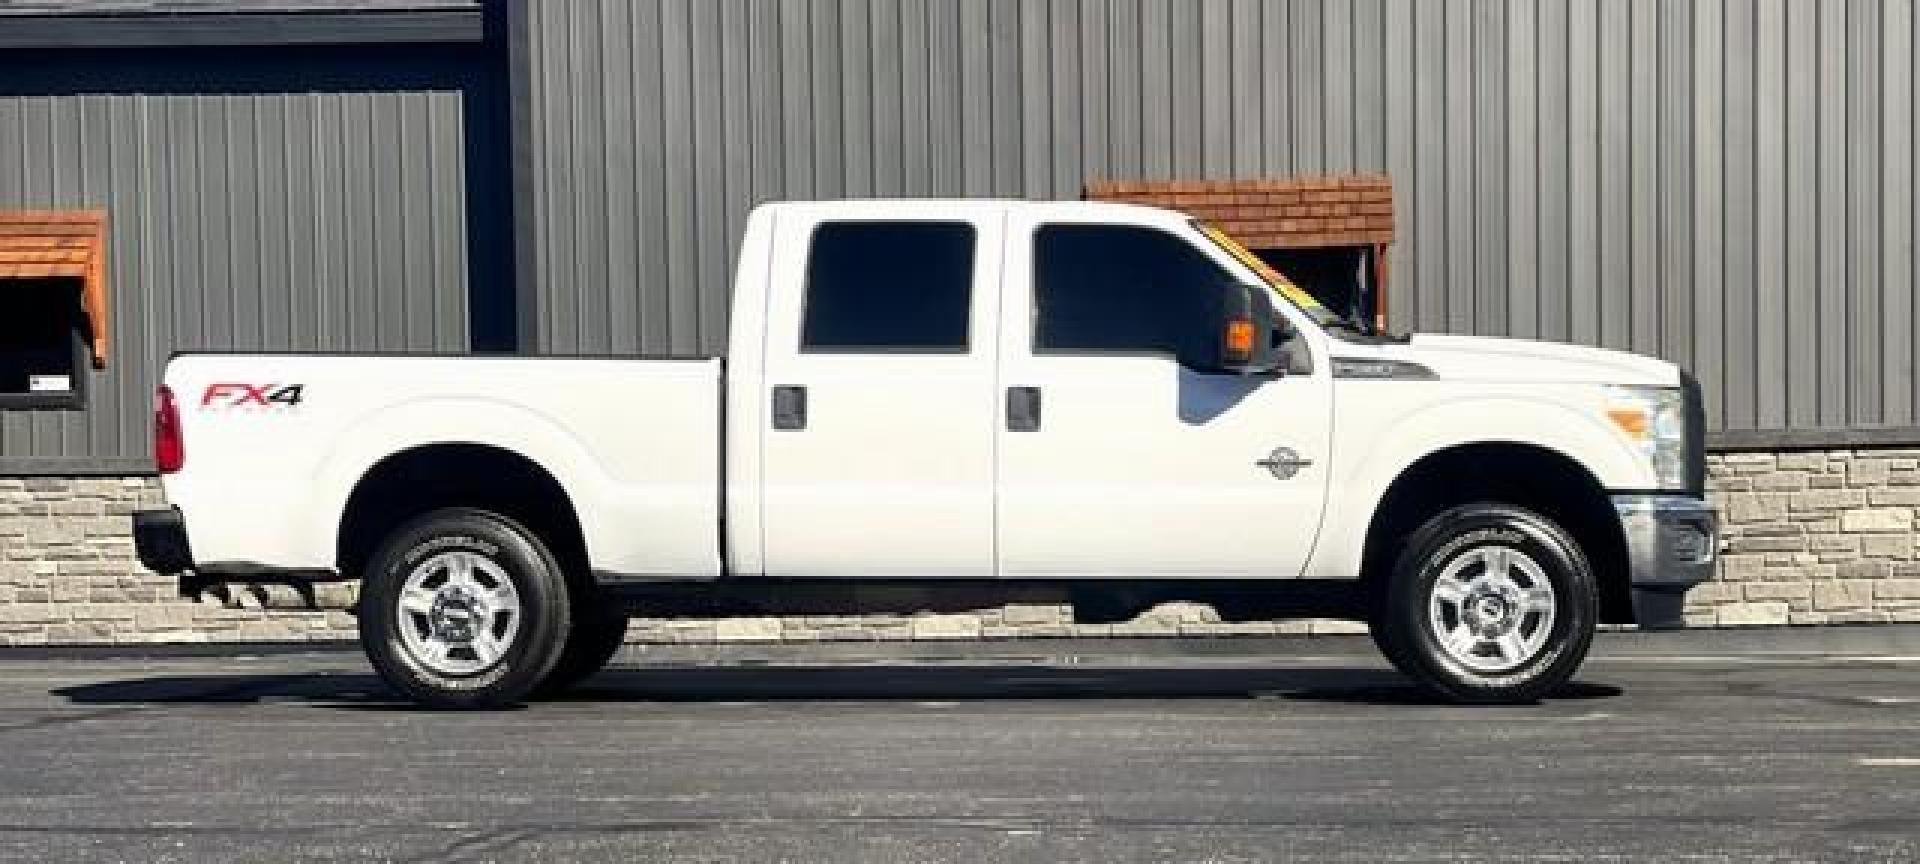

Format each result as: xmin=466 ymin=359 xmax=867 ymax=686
xmin=2 ymin=449 xmax=1917 ymax=645
xmin=1697 ymin=449 xmax=1920 ymax=626
xmin=0 ymin=477 xmax=354 ymax=645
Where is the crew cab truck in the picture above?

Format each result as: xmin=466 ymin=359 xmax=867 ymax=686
xmin=133 ymin=199 xmax=1717 ymax=708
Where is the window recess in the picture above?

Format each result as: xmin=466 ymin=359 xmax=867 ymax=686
xmin=0 ymin=211 xmax=108 ymax=410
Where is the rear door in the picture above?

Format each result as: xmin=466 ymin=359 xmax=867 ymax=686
xmin=757 ymin=203 xmax=1005 ymax=578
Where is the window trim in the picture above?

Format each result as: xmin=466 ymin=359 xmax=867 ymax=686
xmin=796 ymin=219 xmax=979 ymax=356
xmin=1027 ymin=221 xmax=1238 ymax=371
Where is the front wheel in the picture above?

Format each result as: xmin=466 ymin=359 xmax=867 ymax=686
xmin=359 ymin=508 xmax=571 ymax=709
xmin=1372 ymin=502 xmax=1597 ymax=704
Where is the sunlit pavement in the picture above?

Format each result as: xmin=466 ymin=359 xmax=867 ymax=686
xmin=2 ymin=626 xmax=1916 ymax=862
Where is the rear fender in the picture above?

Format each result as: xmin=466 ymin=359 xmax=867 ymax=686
xmin=310 ymin=398 xmax=608 ymax=573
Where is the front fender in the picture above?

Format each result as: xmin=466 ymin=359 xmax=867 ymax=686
xmin=1305 ymin=394 xmax=1648 ymax=580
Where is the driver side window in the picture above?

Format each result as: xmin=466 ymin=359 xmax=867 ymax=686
xmin=1032 ymin=224 xmax=1233 ymax=365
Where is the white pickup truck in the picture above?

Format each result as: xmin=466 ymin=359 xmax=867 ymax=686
xmin=133 ymin=199 xmax=1716 ymax=708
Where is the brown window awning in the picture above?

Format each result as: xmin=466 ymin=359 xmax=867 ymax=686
xmin=1087 ymin=176 xmax=1396 ymax=330
xmin=0 ymin=210 xmax=108 ymax=368
xmin=1084 ymin=175 xmax=1394 ymax=250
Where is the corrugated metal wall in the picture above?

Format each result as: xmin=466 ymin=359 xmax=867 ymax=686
xmin=527 ymin=0 xmax=1920 ymax=438
xmin=0 ymin=49 xmax=485 ymax=472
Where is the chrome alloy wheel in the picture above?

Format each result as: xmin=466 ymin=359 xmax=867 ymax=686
xmin=396 ymin=551 xmax=521 ymax=677
xmin=1426 ymin=545 xmax=1557 ymax=674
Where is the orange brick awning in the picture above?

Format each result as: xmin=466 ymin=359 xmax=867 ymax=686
xmin=0 ymin=210 xmax=108 ymax=367
xmin=1085 ymin=175 xmax=1394 ymax=249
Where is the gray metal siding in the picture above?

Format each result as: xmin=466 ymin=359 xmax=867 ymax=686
xmin=526 ymin=0 xmax=1920 ymax=440
xmin=0 ymin=52 xmax=479 ymax=472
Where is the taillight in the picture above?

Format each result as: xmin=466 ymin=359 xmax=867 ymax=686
xmin=154 ymin=385 xmax=184 ymax=474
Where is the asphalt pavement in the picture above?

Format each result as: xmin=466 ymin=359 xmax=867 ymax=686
xmin=1 ymin=626 xmax=1917 ymax=862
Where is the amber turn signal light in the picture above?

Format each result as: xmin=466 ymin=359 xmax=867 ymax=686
xmin=1606 ymin=408 xmax=1650 ymax=440
xmin=1225 ymin=318 xmax=1256 ymax=364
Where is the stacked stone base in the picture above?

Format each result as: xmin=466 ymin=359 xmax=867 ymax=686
xmin=1700 ymin=449 xmax=1920 ymax=627
xmin=4 ymin=450 xmax=1919 ymax=645
xmin=0 ymin=478 xmax=356 ymax=645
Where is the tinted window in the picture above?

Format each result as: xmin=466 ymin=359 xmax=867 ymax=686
xmin=801 ymin=221 xmax=975 ymax=352
xmin=0 ymin=278 xmax=87 ymax=410
xmin=1033 ymin=224 xmax=1233 ymax=362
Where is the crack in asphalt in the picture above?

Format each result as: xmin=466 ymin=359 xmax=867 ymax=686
xmin=403 ymin=827 xmax=540 ymax=864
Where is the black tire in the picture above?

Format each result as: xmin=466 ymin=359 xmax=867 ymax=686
xmin=1371 ymin=502 xmax=1597 ymax=704
xmin=534 ymin=602 xmax=629 ymax=697
xmin=359 ymin=508 xmax=571 ymax=709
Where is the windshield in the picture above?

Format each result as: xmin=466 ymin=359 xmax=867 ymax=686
xmin=1193 ymin=221 xmax=1344 ymax=329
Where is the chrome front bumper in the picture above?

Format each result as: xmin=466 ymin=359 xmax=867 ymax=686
xmin=1612 ymin=494 xmax=1719 ymax=629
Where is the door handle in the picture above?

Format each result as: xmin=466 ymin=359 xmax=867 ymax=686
xmin=1007 ymin=386 xmax=1041 ymax=432
xmin=772 ymin=385 xmax=807 ymax=430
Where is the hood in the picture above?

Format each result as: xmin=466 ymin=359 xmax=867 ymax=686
xmin=1364 ymin=333 xmax=1679 ymax=388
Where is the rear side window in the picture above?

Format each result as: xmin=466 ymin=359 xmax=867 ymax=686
xmin=1032 ymin=224 xmax=1233 ymax=362
xmin=801 ymin=221 xmax=975 ymax=353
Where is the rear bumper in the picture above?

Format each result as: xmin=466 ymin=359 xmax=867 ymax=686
xmin=1612 ymin=494 xmax=1719 ymax=629
xmin=132 ymin=507 xmax=195 ymax=576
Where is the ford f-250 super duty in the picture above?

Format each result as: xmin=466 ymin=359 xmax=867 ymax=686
xmin=132 ymin=199 xmax=1717 ymax=708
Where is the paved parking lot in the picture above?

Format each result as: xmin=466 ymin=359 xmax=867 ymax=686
xmin=0 ymin=627 xmax=1916 ymax=862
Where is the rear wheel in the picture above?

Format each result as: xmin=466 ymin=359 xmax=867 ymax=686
xmin=1372 ymin=502 xmax=1596 ymax=704
xmin=359 ymin=508 xmax=571 ymax=709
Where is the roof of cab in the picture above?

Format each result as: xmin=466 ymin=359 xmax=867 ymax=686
xmin=749 ymin=198 xmax=1191 ymax=226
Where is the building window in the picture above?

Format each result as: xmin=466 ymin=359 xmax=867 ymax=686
xmin=1032 ymin=223 xmax=1231 ymax=369
xmin=0 ymin=277 xmax=88 ymax=409
xmin=0 ymin=210 xmax=109 ymax=410
xmin=801 ymin=221 xmax=975 ymax=353
xmin=1256 ymin=245 xmax=1378 ymax=329
xmin=1084 ymin=177 xmax=1395 ymax=333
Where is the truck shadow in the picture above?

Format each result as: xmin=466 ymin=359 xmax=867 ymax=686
xmin=51 ymin=665 xmax=1621 ymax=709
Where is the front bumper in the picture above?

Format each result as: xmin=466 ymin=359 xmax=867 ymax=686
xmin=132 ymin=507 xmax=195 ymax=576
xmin=1612 ymin=494 xmax=1718 ymax=629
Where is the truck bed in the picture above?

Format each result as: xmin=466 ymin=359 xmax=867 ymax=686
xmin=161 ymin=353 xmax=723 ymax=580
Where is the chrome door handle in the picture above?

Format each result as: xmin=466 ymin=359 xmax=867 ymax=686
xmin=1256 ymin=447 xmax=1312 ymax=480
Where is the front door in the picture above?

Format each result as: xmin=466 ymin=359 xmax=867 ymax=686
xmin=994 ymin=210 xmax=1334 ymax=579
xmin=758 ymin=204 xmax=1005 ymax=578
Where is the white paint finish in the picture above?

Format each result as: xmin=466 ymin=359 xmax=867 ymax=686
xmin=160 ymin=198 xmax=1694 ymax=588
xmin=721 ymin=205 xmax=776 ymax=578
xmin=1306 ymin=375 xmax=1660 ymax=581
xmin=162 ymin=354 xmax=723 ymax=580
xmin=993 ymin=202 xmax=1335 ymax=579
xmin=754 ymin=200 xmax=1007 ymax=578
xmin=1301 ymin=326 xmax=1674 ymax=580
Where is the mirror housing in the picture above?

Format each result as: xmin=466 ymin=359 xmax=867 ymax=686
xmin=1205 ymin=283 xmax=1284 ymax=376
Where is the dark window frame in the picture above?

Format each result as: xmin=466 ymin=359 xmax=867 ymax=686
xmin=1028 ymin=222 xmax=1238 ymax=371
xmin=797 ymin=219 xmax=978 ymax=356
xmin=0 ymin=278 xmax=90 ymax=411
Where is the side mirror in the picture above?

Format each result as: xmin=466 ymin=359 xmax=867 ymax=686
xmin=1206 ymin=283 xmax=1282 ymax=376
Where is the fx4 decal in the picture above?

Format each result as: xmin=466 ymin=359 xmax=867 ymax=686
xmin=201 ymin=382 xmax=306 ymax=410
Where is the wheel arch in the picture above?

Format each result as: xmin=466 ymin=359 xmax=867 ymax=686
xmin=1356 ymin=441 xmax=1633 ymax=625
xmin=335 ymin=442 xmax=590 ymax=591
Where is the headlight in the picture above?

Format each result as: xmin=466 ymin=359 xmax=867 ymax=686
xmin=1605 ymin=385 xmax=1686 ymax=490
